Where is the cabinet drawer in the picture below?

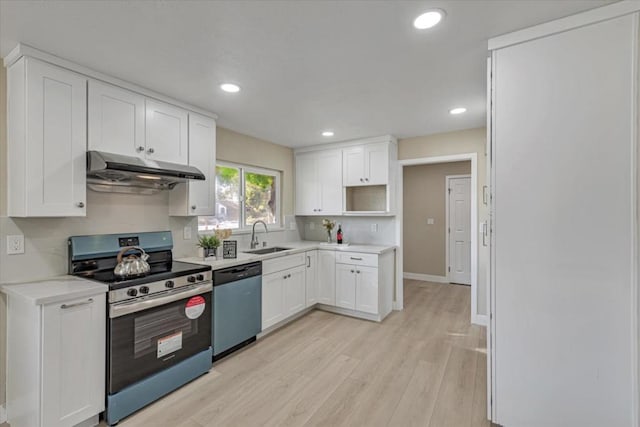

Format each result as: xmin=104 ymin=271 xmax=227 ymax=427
xmin=335 ymin=252 xmax=378 ymax=267
xmin=262 ymin=253 xmax=306 ymax=275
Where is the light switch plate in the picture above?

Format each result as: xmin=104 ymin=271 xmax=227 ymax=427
xmin=427 ymin=218 xmax=435 ymax=225
xmin=7 ymin=235 xmax=24 ymax=255
xmin=183 ymin=226 xmax=192 ymax=240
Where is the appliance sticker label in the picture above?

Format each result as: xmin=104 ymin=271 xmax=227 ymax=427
xmin=185 ymin=295 xmax=206 ymax=319
xmin=157 ymin=331 xmax=182 ymax=358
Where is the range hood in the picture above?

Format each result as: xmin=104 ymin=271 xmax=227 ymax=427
xmin=87 ymin=151 xmax=205 ymax=194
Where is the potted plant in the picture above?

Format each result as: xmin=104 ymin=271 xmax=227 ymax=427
xmin=197 ymin=234 xmax=220 ymax=259
xmin=322 ymin=218 xmax=336 ymax=243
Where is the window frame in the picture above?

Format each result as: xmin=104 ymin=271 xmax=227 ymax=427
xmin=199 ymin=161 xmax=282 ymax=234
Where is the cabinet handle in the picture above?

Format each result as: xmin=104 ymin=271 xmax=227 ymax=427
xmin=364 ymin=178 xmax=369 ymax=182
xmin=136 ymin=146 xmax=145 ymax=153
xmin=350 ymin=257 xmax=363 ymax=261
xmin=360 ymin=178 xmax=364 ymax=182
xmin=307 ymin=256 xmax=311 ymax=268
xmin=350 ymin=270 xmax=354 ymax=273
xmin=61 ymin=298 xmax=94 ymax=309
xmin=147 ymin=147 xmax=155 ymax=154
xmin=191 ymin=205 xmax=197 ymax=210
xmin=76 ymin=202 xmax=85 ymax=208
xmin=356 ymin=270 xmax=361 ymax=274
xmin=283 ymin=275 xmax=287 ymax=279
xmin=288 ymin=274 xmax=291 ymax=278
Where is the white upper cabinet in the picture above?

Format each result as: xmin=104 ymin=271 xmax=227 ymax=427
xmin=295 ymin=149 xmax=342 ymax=215
xmin=88 ymin=80 xmax=146 ymax=156
xmin=7 ymin=57 xmax=87 ymax=217
xmin=169 ymin=113 xmax=216 ymax=216
xmin=343 ymin=142 xmax=389 ymax=186
xmin=88 ymin=81 xmax=189 ymax=165
xmin=145 ymin=99 xmax=188 ymax=164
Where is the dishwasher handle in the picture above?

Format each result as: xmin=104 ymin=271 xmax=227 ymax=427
xmin=213 ymin=261 xmax=262 ymax=286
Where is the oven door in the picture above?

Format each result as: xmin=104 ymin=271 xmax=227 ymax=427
xmin=108 ymin=283 xmax=212 ymax=394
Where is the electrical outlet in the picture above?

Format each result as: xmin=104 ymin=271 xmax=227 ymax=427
xmin=370 ymin=223 xmax=378 ymax=233
xmin=183 ymin=226 xmax=192 ymax=240
xmin=309 ymin=222 xmax=315 ymax=230
xmin=6 ymin=235 xmax=24 ymax=255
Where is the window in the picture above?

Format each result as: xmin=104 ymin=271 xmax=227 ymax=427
xmin=198 ymin=162 xmax=281 ymax=232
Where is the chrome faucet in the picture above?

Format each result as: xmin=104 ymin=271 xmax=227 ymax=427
xmin=250 ymin=220 xmax=268 ymax=249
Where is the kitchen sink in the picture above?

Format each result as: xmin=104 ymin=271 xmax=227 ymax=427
xmin=243 ymin=246 xmax=291 ymax=255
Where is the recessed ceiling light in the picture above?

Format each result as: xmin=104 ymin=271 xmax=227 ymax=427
xmin=449 ymin=107 xmax=467 ymax=115
xmin=413 ymin=9 xmax=445 ymax=29
xmin=322 ymin=131 xmax=334 ymax=137
xmin=220 ymin=83 xmax=240 ymax=93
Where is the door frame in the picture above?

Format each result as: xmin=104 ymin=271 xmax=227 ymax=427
xmin=445 ymin=174 xmax=472 ymax=285
xmin=394 ymin=152 xmax=484 ymax=326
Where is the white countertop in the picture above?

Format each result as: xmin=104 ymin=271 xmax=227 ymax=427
xmin=178 ymin=240 xmax=396 ymax=270
xmin=0 ymin=276 xmax=108 ymax=305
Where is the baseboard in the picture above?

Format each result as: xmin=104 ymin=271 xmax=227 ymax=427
xmin=472 ymin=314 xmax=488 ymax=326
xmin=0 ymin=404 xmax=7 ymax=423
xmin=403 ymin=272 xmax=449 ymax=283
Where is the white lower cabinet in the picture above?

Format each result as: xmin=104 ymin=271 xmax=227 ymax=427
xmin=6 ymin=291 xmax=106 ymax=427
xmin=332 ymin=251 xmax=394 ymax=321
xmin=262 ymin=255 xmax=307 ymax=330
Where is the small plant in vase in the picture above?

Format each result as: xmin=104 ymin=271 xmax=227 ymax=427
xmin=197 ymin=235 xmax=220 ymax=259
xmin=322 ymin=219 xmax=336 ymax=243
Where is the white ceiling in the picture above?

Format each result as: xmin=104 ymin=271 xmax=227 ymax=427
xmin=0 ymin=0 xmax=613 ymax=147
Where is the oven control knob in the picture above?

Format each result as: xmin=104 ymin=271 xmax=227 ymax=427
xmin=187 ymin=276 xmax=196 ymax=283
xmin=196 ymin=274 xmax=205 ymax=281
xmin=139 ymin=286 xmax=150 ymax=294
xmin=127 ymin=288 xmax=138 ymax=297
xmin=165 ymin=280 xmax=175 ymax=289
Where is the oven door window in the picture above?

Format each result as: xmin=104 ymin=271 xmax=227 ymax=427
xmin=109 ymin=292 xmax=212 ymax=394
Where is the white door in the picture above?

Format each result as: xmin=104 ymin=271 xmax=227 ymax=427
xmin=335 ymin=263 xmax=356 ymax=309
xmin=355 ymin=266 xmax=378 ymax=314
xmin=448 ymin=176 xmax=471 ymax=285
xmin=25 ymin=58 xmax=87 ymax=217
xmin=42 ymin=294 xmax=105 ymax=426
xmin=88 ymin=80 xmax=146 ymax=157
xmin=305 ymin=251 xmax=318 ymax=307
xmin=261 ymin=272 xmax=285 ymax=330
xmin=145 ymin=99 xmax=188 ymax=164
xmin=316 ymin=250 xmax=336 ymax=305
xmin=284 ymin=266 xmax=306 ymax=316
xmin=187 ymin=113 xmax=216 ymax=216
xmin=295 ymin=152 xmax=318 ymax=215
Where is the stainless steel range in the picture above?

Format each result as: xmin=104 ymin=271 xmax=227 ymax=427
xmin=68 ymin=231 xmax=212 ymax=426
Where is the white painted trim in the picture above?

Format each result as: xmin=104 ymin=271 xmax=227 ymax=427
xmin=473 ymin=314 xmax=488 ymax=327
xmin=0 ymin=404 xmax=6 ymax=423
xmin=403 ymin=272 xmax=448 ymax=283
xmin=488 ymin=0 xmax=640 ymax=50
xmin=294 ymin=134 xmax=397 ymax=154
xmin=3 ymin=43 xmax=218 ymax=120
xmin=486 ymin=55 xmax=494 ymax=422
xmin=631 ymin=13 xmax=640 ymax=427
xmin=489 ymin=49 xmax=498 ymax=422
xmin=445 ymin=174 xmax=472 ymax=285
xmin=396 ymin=153 xmax=480 ymax=326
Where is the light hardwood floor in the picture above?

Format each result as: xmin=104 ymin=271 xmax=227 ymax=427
xmin=1 ymin=280 xmax=490 ymax=427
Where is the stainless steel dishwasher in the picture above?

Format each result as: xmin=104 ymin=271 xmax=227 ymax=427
xmin=213 ymin=261 xmax=262 ymax=361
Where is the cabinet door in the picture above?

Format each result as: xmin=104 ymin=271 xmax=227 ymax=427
xmin=262 ymin=272 xmax=285 ymax=330
xmin=305 ymin=251 xmax=318 ymax=307
xmin=295 ymin=152 xmax=319 ymax=215
xmin=284 ymin=266 xmax=306 ymax=316
xmin=24 ymin=59 xmax=87 ymax=217
xmin=145 ymin=99 xmax=188 ymax=164
xmin=42 ymin=294 xmax=106 ymax=426
xmin=355 ymin=266 xmax=379 ymax=314
xmin=88 ymin=80 xmax=146 ymax=157
xmin=342 ymin=146 xmax=365 ymax=186
xmin=335 ymin=264 xmax=356 ymax=309
xmin=316 ymin=250 xmax=336 ymax=305
xmin=169 ymin=113 xmax=216 ymax=216
xmin=364 ymin=143 xmax=389 ymax=185
xmin=316 ymin=149 xmax=343 ymax=215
